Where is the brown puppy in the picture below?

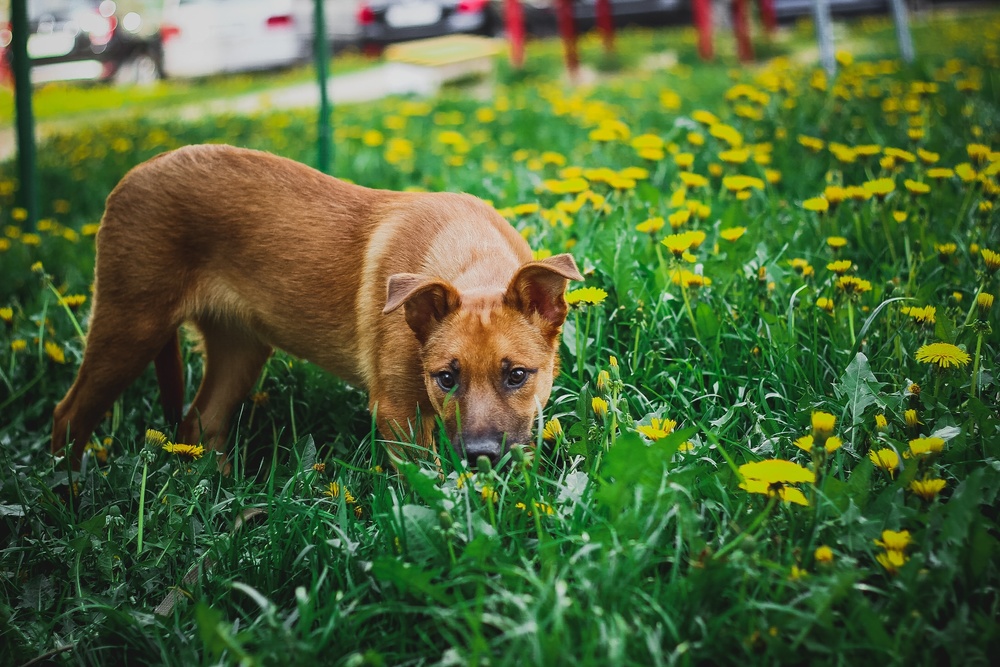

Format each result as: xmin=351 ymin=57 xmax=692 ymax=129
xmin=52 ymin=144 xmax=582 ymax=470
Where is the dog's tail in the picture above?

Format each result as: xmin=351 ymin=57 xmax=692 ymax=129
xmin=154 ymin=330 xmax=184 ymax=424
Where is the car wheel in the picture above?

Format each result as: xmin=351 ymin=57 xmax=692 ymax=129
xmin=115 ymin=53 xmax=161 ymax=86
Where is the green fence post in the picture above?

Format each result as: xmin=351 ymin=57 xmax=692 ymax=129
xmin=315 ymin=0 xmax=332 ymax=174
xmin=10 ymin=0 xmax=38 ymax=230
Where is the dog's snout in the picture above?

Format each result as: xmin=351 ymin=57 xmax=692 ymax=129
xmin=462 ymin=436 xmax=504 ymax=466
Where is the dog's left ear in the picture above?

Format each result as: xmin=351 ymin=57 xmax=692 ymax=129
xmin=384 ymin=273 xmax=461 ymax=343
xmin=505 ymin=253 xmax=584 ymax=332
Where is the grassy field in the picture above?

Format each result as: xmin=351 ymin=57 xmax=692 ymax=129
xmin=1 ymin=13 xmax=999 ymax=666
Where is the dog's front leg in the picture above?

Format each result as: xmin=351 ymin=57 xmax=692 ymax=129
xmin=370 ymin=395 xmax=438 ymax=467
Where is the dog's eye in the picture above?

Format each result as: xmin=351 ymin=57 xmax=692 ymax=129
xmin=506 ymin=368 xmax=529 ymax=389
xmin=434 ymin=371 xmax=458 ymax=392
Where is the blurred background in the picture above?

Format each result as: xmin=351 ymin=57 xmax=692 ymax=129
xmin=0 ymin=0 xmax=943 ymax=87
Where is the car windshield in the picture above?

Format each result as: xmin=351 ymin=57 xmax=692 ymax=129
xmin=29 ymin=0 xmax=100 ymax=21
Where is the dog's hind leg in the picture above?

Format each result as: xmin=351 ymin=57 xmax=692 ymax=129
xmin=52 ymin=311 xmax=178 ymax=469
xmin=154 ymin=330 xmax=185 ymax=424
xmin=179 ymin=318 xmax=272 ymax=472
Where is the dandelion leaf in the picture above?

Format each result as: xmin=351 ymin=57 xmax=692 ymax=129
xmin=835 ymin=352 xmax=885 ymax=428
xmin=294 ymin=434 xmax=317 ymax=472
xmin=597 ymin=427 xmax=697 ymax=515
xmin=371 ymin=556 xmax=451 ymax=605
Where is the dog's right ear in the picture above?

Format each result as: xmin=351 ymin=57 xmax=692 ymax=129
xmin=384 ymin=274 xmax=461 ymax=343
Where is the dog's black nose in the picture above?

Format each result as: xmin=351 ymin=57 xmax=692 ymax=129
xmin=463 ymin=437 xmax=503 ymax=467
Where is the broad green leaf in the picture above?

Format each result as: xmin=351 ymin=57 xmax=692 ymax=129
xmin=835 ymin=352 xmax=885 ymax=428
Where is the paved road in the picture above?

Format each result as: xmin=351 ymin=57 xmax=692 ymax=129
xmin=0 ymin=63 xmax=454 ymax=162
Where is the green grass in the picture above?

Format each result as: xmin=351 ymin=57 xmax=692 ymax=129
xmin=2 ymin=14 xmax=1000 ymax=666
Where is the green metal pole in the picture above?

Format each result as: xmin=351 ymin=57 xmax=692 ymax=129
xmin=314 ymin=0 xmax=332 ymax=173
xmin=10 ymin=0 xmax=38 ymax=229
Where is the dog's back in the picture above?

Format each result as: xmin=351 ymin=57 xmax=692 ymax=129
xmin=53 ymin=144 xmax=549 ymax=469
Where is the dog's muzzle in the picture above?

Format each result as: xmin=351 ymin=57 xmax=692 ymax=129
xmin=462 ymin=436 xmax=505 ymax=467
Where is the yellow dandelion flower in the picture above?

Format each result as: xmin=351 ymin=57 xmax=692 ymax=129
xmin=0 ymin=306 xmax=12 ymax=323
xmin=811 ymin=411 xmax=836 ymax=439
xmin=909 ymin=477 xmax=947 ymax=501
xmin=915 ymin=342 xmax=971 ymax=368
xmin=908 ymin=436 xmax=945 ymax=457
xmin=739 ymin=459 xmax=816 ymax=485
xmin=592 ymin=396 xmax=609 ymax=419
xmin=720 ymin=227 xmax=746 ymax=242
xmin=670 ymin=268 xmax=711 ymax=288
xmin=798 ymin=135 xmax=825 ymax=152
xmin=827 ymin=260 xmax=852 ymax=274
xmin=875 ymin=529 xmax=911 ymax=552
xmin=893 ymin=211 xmax=908 ymax=223
xmin=10 ymin=339 xmax=27 ymax=353
xmin=815 ymin=545 xmax=834 ymax=563
xmin=542 ymin=418 xmax=563 ymax=442
xmin=826 ymin=236 xmax=848 ymax=250
xmin=978 ymin=292 xmax=994 ymax=316
xmin=981 ymin=248 xmax=1000 ymax=272
xmin=863 ymin=178 xmax=896 ymax=199
xmin=967 ymin=143 xmax=991 ymax=164
xmin=927 ymin=167 xmax=954 ymax=179
xmin=668 ymin=209 xmax=692 ymax=229
xmin=917 ymin=149 xmax=939 ymax=164
xmin=636 ymin=217 xmax=665 ymax=234
xmin=869 ymin=449 xmax=900 ymax=476
xmin=884 ymin=147 xmax=915 ymax=163
xmin=673 ymin=152 xmax=695 ymax=170
xmin=904 ymin=180 xmax=930 ymax=195
xmin=904 ymin=409 xmax=920 ymax=429
xmin=875 ymin=414 xmax=888 ymax=431
xmin=163 ymin=442 xmax=205 ymax=459
xmin=836 ymin=276 xmax=872 ymax=295
xmin=876 ymin=549 xmax=908 ymax=575
xmin=636 ymin=418 xmax=677 ymax=441
xmin=565 ymin=287 xmax=609 ymax=307
xmin=679 ymin=172 xmax=709 ymax=188
xmin=803 ymin=197 xmax=829 ymax=213
xmin=719 ymin=148 xmax=751 ymax=165
xmin=145 ymin=429 xmax=169 ymax=447
xmin=691 ymin=110 xmax=720 ymax=126
xmin=44 ymin=340 xmax=65 ymax=364
xmin=739 ymin=478 xmax=810 ymax=506
xmin=816 ymin=297 xmax=834 ymax=313
xmin=954 ymin=163 xmax=977 ymax=182
xmin=722 ymin=175 xmax=765 ymax=192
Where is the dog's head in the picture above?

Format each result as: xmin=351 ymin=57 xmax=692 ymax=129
xmin=383 ymin=254 xmax=583 ymax=466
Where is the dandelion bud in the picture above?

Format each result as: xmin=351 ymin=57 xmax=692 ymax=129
xmin=904 ymin=409 xmax=920 ymax=429
xmin=542 ymin=418 xmax=563 ymax=442
xmin=592 ymin=396 xmax=609 ymax=420
xmin=144 ymin=429 xmax=168 ymax=448
xmin=438 ymin=511 xmax=454 ymax=530
xmin=978 ymin=292 xmax=994 ymax=318
xmin=476 ymin=455 xmax=493 ymax=475
xmin=875 ymin=413 xmax=888 ymax=431
xmin=596 ymin=370 xmax=611 ymax=393
xmin=811 ymin=411 xmax=836 ymax=443
xmin=814 ymin=545 xmax=834 ymax=564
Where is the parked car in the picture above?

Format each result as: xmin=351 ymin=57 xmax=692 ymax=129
xmin=356 ymin=0 xmax=503 ymax=51
xmin=514 ymin=0 xmax=688 ymax=36
xmin=160 ymin=0 xmax=302 ymax=79
xmin=1 ymin=0 xmax=163 ymax=85
xmin=292 ymin=0 xmax=360 ymax=55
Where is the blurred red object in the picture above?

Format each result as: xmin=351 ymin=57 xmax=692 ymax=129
xmin=596 ymin=0 xmax=614 ymax=53
xmin=556 ymin=0 xmax=578 ymax=75
xmin=505 ymin=0 xmax=525 ymax=68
